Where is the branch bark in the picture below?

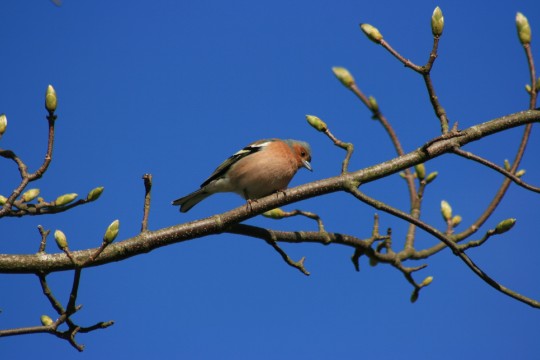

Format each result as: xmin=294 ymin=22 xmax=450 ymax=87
xmin=1 ymin=110 xmax=538 ymax=275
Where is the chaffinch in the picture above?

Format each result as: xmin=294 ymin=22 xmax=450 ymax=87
xmin=172 ymin=138 xmax=312 ymax=212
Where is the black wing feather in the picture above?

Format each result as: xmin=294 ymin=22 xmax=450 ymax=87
xmin=200 ymin=142 xmax=268 ymax=187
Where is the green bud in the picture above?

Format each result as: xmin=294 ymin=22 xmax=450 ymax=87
xmin=494 ymin=218 xmax=516 ymax=235
xmin=420 ymin=276 xmax=434 ymax=287
xmin=525 ymin=84 xmax=532 ymax=94
xmin=503 ymin=159 xmax=511 ymax=171
xmin=103 ymin=219 xmax=120 ymax=244
xmin=515 ymin=169 xmax=526 ymax=177
xmin=54 ymin=230 xmax=68 ymax=250
xmin=431 ymin=6 xmax=444 ymax=36
xmin=331 ymin=66 xmax=355 ymax=87
xmin=368 ymin=96 xmax=379 ymax=112
xmin=21 ymin=188 xmax=40 ymax=202
xmin=305 ymin=115 xmax=328 ymax=132
xmin=399 ymin=172 xmax=406 ymax=179
xmin=440 ymin=200 xmax=452 ymax=221
xmin=536 ymin=78 xmax=540 ymax=91
xmin=425 ymin=171 xmax=438 ymax=184
xmin=410 ymin=289 xmax=419 ymax=303
xmin=87 ymin=186 xmax=104 ymax=201
xmin=451 ymin=215 xmax=462 ymax=227
xmin=0 ymin=195 xmax=7 ymax=205
xmin=262 ymin=208 xmax=286 ymax=219
xmin=360 ymin=23 xmax=383 ymax=43
xmin=40 ymin=315 xmax=54 ymax=326
xmin=516 ymin=12 xmax=531 ymax=45
xmin=415 ymin=163 xmax=426 ymax=180
xmin=0 ymin=114 xmax=7 ymax=135
xmin=45 ymin=85 xmax=58 ymax=113
xmin=55 ymin=193 xmax=78 ymax=206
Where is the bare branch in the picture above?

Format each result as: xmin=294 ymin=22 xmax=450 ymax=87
xmin=141 ymin=174 xmax=152 ymax=232
xmin=452 ymin=147 xmax=540 ymax=193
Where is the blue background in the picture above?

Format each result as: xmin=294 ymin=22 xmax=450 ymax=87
xmin=1 ymin=1 xmax=539 ymax=359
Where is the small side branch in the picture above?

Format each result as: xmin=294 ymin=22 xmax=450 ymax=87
xmin=452 ymin=147 xmax=540 ymax=193
xmin=263 ymin=208 xmax=327 ymax=234
xmin=0 ymin=111 xmax=57 ymax=217
xmin=141 ymin=174 xmax=153 ymax=232
xmin=266 ymin=237 xmax=310 ymax=276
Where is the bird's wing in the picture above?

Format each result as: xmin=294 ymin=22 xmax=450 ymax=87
xmin=200 ymin=140 xmax=273 ymax=188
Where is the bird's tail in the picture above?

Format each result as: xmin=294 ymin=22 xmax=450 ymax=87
xmin=172 ymin=189 xmax=211 ymax=213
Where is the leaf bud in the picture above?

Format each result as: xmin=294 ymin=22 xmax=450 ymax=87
xmin=440 ymin=200 xmax=452 ymax=221
xmin=331 ymin=66 xmax=355 ymax=88
xmin=103 ymin=219 xmax=120 ymax=244
xmin=420 ymin=276 xmax=434 ymax=287
xmin=87 ymin=186 xmax=104 ymax=201
xmin=360 ymin=23 xmax=383 ymax=43
xmin=0 ymin=114 xmax=7 ymax=135
xmin=305 ymin=115 xmax=327 ymax=132
xmin=451 ymin=215 xmax=462 ymax=227
xmin=40 ymin=315 xmax=54 ymax=326
xmin=45 ymin=85 xmax=58 ymax=113
xmin=425 ymin=171 xmax=438 ymax=184
xmin=515 ymin=169 xmax=526 ymax=178
xmin=516 ymin=12 xmax=531 ymax=45
xmin=431 ymin=6 xmax=445 ymax=36
xmin=54 ymin=230 xmax=68 ymax=250
xmin=494 ymin=218 xmax=516 ymax=235
xmin=262 ymin=208 xmax=286 ymax=219
xmin=503 ymin=159 xmax=511 ymax=171
xmin=0 ymin=195 xmax=7 ymax=205
xmin=415 ymin=163 xmax=426 ymax=180
xmin=55 ymin=193 xmax=78 ymax=206
xmin=21 ymin=188 xmax=40 ymax=202
xmin=368 ymin=96 xmax=379 ymax=112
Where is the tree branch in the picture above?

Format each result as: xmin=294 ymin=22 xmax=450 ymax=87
xmin=0 ymin=110 xmax=537 ymax=275
xmin=345 ymin=186 xmax=540 ymax=308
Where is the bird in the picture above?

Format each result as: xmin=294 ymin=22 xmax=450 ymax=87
xmin=172 ymin=138 xmax=312 ymax=212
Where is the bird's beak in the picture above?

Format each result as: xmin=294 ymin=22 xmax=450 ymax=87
xmin=302 ymin=160 xmax=313 ymax=171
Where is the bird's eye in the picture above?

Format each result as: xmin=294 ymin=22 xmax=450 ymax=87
xmin=301 ymin=151 xmax=306 ymax=157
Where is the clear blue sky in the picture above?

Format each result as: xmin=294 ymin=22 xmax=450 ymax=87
xmin=1 ymin=1 xmax=539 ymax=359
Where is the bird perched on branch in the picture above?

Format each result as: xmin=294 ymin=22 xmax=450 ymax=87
xmin=172 ymin=138 xmax=312 ymax=212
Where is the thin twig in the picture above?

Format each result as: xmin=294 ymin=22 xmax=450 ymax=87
xmin=452 ymin=147 xmax=540 ymax=193
xmin=458 ymin=230 xmax=495 ymax=251
xmin=379 ymin=40 xmax=423 ymax=72
xmin=141 ymin=174 xmax=152 ymax=232
xmin=81 ymin=241 xmax=110 ymax=267
xmin=265 ymin=232 xmax=310 ymax=276
xmin=524 ymin=44 xmax=537 ymax=109
xmin=319 ymin=127 xmax=353 ymax=174
xmin=37 ymin=225 xmax=50 ymax=253
xmin=265 ymin=208 xmax=327 ymax=233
